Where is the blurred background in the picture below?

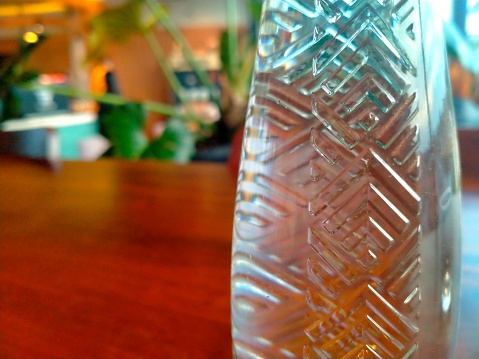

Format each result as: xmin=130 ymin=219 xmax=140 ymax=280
xmin=0 ymin=0 xmax=478 ymax=163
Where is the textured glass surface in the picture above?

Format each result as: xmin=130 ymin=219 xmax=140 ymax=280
xmin=231 ymin=1 xmax=461 ymax=358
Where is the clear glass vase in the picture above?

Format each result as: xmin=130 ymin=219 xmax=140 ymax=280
xmin=230 ymin=1 xmax=462 ymax=358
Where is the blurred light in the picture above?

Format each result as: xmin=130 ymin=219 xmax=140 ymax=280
xmin=0 ymin=2 xmax=67 ymax=17
xmin=32 ymin=23 xmax=45 ymax=34
xmin=23 ymin=31 xmax=39 ymax=44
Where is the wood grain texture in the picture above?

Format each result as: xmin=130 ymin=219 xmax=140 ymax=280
xmin=0 ymin=156 xmax=476 ymax=358
xmin=0 ymin=157 xmax=237 ymax=359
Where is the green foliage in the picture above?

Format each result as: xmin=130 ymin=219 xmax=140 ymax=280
xmin=87 ymin=0 xmax=213 ymax=106
xmin=85 ymin=0 xmax=239 ymax=161
xmin=0 ymin=35 xmax=46 ymax=121
xmin=144 ymin=0 xmax=219 ymax=105
xmin=0 ymin=35 xmax=46 ymax=89
xmin=1 ymin=0 xmax=263 ymax=160
xmin=102 ymin=102 xmax=148 ymax=159
xmin=142 ymin=118 xmax=195 ymax=163
xmin=2 ymin=87 xmax=23 ymax=120
xmin=220 ymin=0 xmax=259 ymax=98
xmin=101 ymin=102 xmax=195 ymax=162
xmin=220 ymin=30 xmax=255 ymax=101
xmin=218 ymin=0 xmax=261 ymax=130
xmin=87 ymin=0 xmax=153 ymax=63
xmin=248 ymin=0 xmax=264 ymax=23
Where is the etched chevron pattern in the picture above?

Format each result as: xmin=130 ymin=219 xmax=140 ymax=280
xmin=232 ymin=1 xmax=423 ymax=358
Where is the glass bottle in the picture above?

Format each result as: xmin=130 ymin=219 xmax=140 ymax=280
xmin=231 ymin=1 xmax=461 ymax=358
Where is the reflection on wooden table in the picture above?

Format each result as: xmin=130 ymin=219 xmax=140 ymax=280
xmin=0 ymin=156 xmax=477 ymax=358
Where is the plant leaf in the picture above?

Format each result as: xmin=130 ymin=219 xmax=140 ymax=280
xmin=220 ymin=31 xmax=234 ymax=83
xmin=145 ymin=0 xmax=220 ymax=105
xmin=1 ymin=35 xmax=45 ymax=98
xmin=141 ymin=118 xmax=195 ymax=163
xmin=249 ymin=0 xmax=263 ymax=23
xmin=87 ymin=0 xmax=148 ymax=62
xmin=16 ymin=70 xmax=39 ymax=86
xmin=1 ymin=87 xmax=23 ymax=121
xmin=226 ymin=0 xmax=239 ymax=80
xmin=102 ymin=102 xmax=148 ymax=159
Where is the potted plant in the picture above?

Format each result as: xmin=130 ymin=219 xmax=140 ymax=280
xmin=83 ymin=0 xmax=261 ymax=162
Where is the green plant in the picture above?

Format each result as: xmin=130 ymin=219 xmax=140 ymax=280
xmin=27 ymin=82 xmax=200 ymax=161
xmin=87 ymin=0 xmax=219 ymax=106
xmin=220 ymin=0 xmax=261 ymax=129
xmin=84 ymin=0 xmax=225 ymax=161
xmin=84 ymin=0 xmax=262 ymax=161
xmin=101 ymin=102 xmax=195 ymax=162
xmin=0 ymin=35 xmax=46 ymax=121
xmin=4 ymin=0 xmax=261 ymax=162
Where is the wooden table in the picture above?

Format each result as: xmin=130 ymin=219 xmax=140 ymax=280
xmin=0 ymin=157 xmax=236 ymax=359
xmin=0 ymin=157 xmax=477 ymax=359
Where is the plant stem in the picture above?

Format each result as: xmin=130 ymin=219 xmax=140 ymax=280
xmin=144 ymin=0 xmax=220 ymax=106
xmin=32 ymin=84 xmax=201 ymax=122
xmin=226 ymin=0 xmax=239 ymax=81
xmin=143 ymin=30 xmax=187 ymax=104
xmin=236 ymin=45 xmax=255 ymax=99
